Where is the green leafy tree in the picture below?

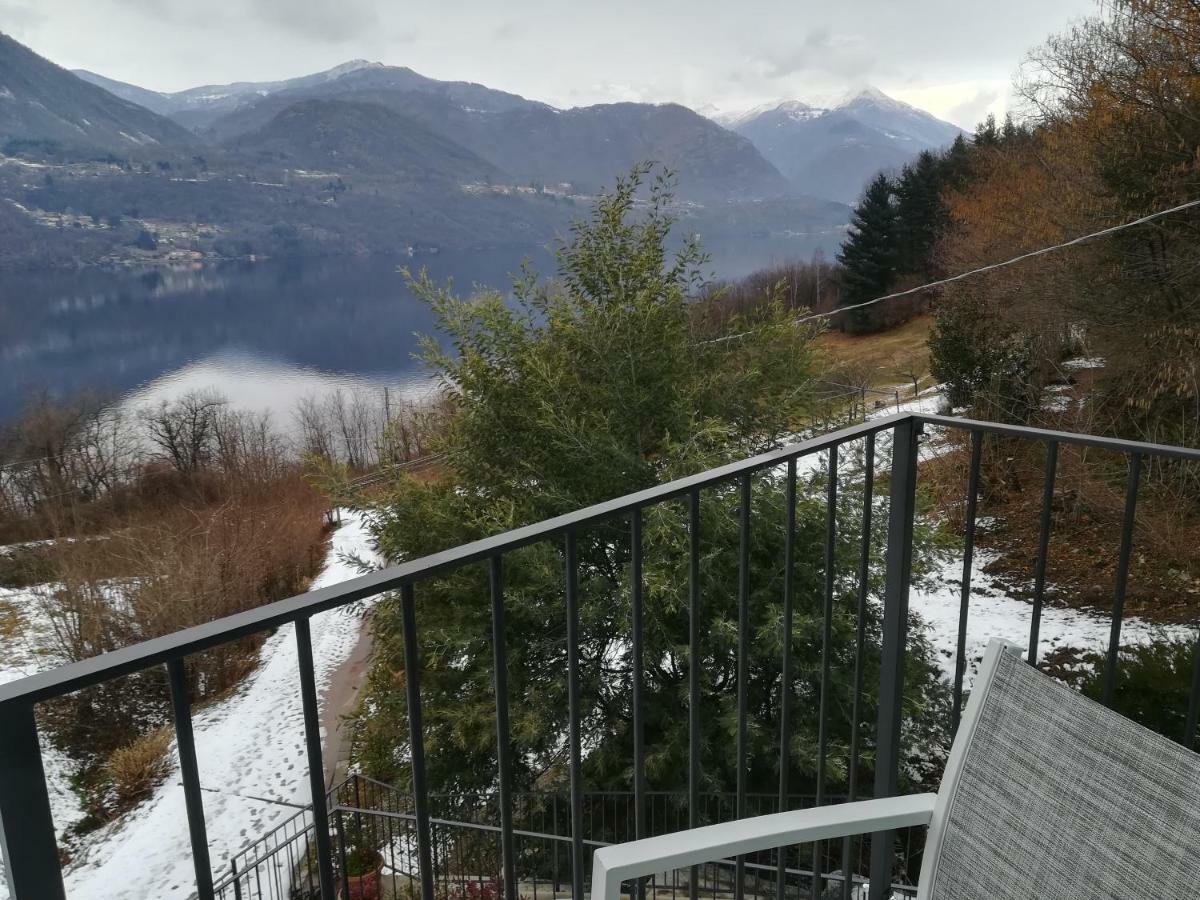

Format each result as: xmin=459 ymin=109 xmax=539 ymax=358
xmin=352 ymin=165 xmax=949 ymax=815
xmin=836 ymin=173 xmax=898 ymax=333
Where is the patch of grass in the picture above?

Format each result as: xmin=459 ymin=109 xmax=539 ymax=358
xmin=0 ymin=597 xmax=25 ymax=641
xmin=104 ymin=726 xmax=173 ymax=811
xmin=817 ymin=314 xmax=933 ymax=392
xmin=0 ymin=546 xmax=57 ymax=588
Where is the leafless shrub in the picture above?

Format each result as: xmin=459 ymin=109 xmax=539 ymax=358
xmin=293 ymin=386 xmax=451 ymax=469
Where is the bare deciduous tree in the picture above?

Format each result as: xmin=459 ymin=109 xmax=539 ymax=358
xmin=139 ymin=390 xmax=227 ymax=474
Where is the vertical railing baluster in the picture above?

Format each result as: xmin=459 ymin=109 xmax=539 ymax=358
xmin=0 ymin=700 xmax=65 ymax=900
xmin=813 ymin=445 xmax=838 ymax=900
xmin=1186 ymin=636 xmax=1200 ymax=750
xmin=334 ymin=808 xmax=350 ymax=896
xmin=735 ymin=475 xmax=751 ymax=900
xmin=776 ymin=458 xmax=797 ymax=900
xmin=688 ymin=487 xmax=702 ymax=900
xmin=565 ymin=531 xmax=586 ymax=900
xmin=1028 ymin=441 xmax=1059 ymax=665
xmin=401 ymin=583 xmax=436 ymax=900
xmin=295 ymin=616 xmax=337 ymax=900
xmin=1102 ymin=453 xmax=1142 ymax=706
xmin=869 ymin=418 xmax=920 ymax=900
xmin=951 ymin=430 xmax=983 ymax=734
xmin=842 ymin=433 xmax=875 ymax=900
xmin=631 ymin=508 xmax=647 ymax=900
xmin=490 ymin=556 xmax=518 ymax=900
xmin=167 ymin=657 xmax=215 ymax=900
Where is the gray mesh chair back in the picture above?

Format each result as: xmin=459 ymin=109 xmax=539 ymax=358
xmin=918 ymin=639 xmax=1200 ymax=899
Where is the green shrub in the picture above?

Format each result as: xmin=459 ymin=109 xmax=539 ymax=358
xmin=1076 ymin=638 xmax=1199 ymax=744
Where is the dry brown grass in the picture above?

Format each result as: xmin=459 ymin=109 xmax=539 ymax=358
xmin=0 ymin=597 xmax=24 ymax=641
xmin=817 ymin=314 xmax=934 ymax=393
xmin=105 ymin=726 xmax=172 ymax=810
xmin=46 ymin=471 xmax=328 ymax=694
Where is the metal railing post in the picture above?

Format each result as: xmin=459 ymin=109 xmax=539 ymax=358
xmin=565 ymin=531 xmax=586 ymax=900
xmin=868 ymin=417 xmax=920 ymax=900
xmin=687 ymin=488 xmax=702 ymax=900
xmin=490 ymin=556 xmax=518 ymax=900
xmin=296 ymin=617 xmax=337 ymax=900
xmin=776 ymin=458 xmax=797 ymax=900
xmin=167 ymin=657 xmax=215 ymax=900
xmin=401 ymin=583 xmax=436 ymax=900
xmin=0 ymin=701 xmax=65 ymax=900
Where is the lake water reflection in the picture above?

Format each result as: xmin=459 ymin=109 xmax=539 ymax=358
xmin=1 ymin=234 xmax=832 ymax=425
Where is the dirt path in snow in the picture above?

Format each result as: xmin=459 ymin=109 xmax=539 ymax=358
xmin=322 ymin=607 xmax=375 ymax=787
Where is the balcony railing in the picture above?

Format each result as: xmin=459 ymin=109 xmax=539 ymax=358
xmin=2 ymin=412 xmax=1199 ymax=900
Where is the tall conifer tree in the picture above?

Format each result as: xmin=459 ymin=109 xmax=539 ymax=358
xmin=836 ymin=172 xmax=897 ymax=332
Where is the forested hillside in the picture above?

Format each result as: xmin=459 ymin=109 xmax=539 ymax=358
xmin=928 ymin=0 xmax=1200 ymax=448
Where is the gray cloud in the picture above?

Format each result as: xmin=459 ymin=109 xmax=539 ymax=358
xmin=492 ymin=21 xmax=519 ymax=41
xmin=0 ymin=0 xmax=48 ymax=37
xmin=392 ymin=27 xmax=420 ymax=44
xmin=10 ymin=0 xmax=1098 ymax=116
xmin=250 ymin=0 xmax=380 ymax=44
xmin=757 ymin=26 xmax=875 ymax=81
xmin=949 ymin=88 xmax=1000 ymax=129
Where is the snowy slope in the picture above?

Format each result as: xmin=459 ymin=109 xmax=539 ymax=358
xmin=911 ymin=545 xmax=1189 ymax=688
xmin=0 ymin=583 xmax=87 ymax=853
xmin=0 ymin=512 xmax=381 ymax=900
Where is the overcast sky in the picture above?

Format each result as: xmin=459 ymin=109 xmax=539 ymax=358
xmin=2 ymin=0 xmax=1096 ymax=127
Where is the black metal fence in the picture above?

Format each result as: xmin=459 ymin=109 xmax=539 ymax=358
xmin=3 ymin=412 xmax=1200 ymax=900
xmin=211 ymin=778 xmax=869 ymax=900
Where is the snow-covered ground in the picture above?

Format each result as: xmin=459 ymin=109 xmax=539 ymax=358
xmin=0 ymin=511 xmax=381 ymax=900
xmin=911 ymin=545 xmax=1192 ymax=690
xmin=0 ymin=584 xmax=87 ymax=848
xmin=868 ymin=383 xmax=1192 ymax=688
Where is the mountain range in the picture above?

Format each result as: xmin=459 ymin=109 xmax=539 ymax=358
xmin=719 ymin=88 xmax=965 ymax=202
xmin=0 ymin=33 xmax=194 ymax=158
xmin=0 ymin=33 xmax=962 ymax=268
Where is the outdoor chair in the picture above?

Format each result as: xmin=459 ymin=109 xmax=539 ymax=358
xmin=591 ymin=637 xmax=1200 ymax=899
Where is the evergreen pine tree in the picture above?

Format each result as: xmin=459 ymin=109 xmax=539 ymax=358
xmin=940 ymin=134 xmax=973 ymax=191
xmin=974 ymin=113 xmax=1000 ymax=147
xmin=836 ymin=172 xmax=897 ymax=333
xmin=895 ymin=150 xmax=944 ymax=276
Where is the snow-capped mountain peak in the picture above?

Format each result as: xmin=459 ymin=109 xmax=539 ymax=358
xmin=324 ymin=59 xmax=385 ymax=80
xmin=722 ymin=87 xmax=965 ymax=204
xmin=836 ymin=85 xmax=917 ymax=114
xmin=716 ymin=98 xmax=826 ymax=129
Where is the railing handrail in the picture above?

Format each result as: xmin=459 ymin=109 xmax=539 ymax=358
xmin=0 ymin=414 xmax=898 ymax=707
xmin=916 ymin=413 xmax=1200 ymax=462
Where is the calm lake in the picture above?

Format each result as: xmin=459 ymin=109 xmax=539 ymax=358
xmin=0 ymin=235 xmax=831 ymax=427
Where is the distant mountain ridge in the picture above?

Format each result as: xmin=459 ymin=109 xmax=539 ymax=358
xmin=229 ymin=98 xmax=503 ymax=183
xmin=720 ymin=88 xmax=965 ymax=203
xmin=0 ymin=37 xmax=862 ymax=269
xmin=65 ymin=55 xmax=960 ymax=205
xmin=102 ymin=61 xmax=792 ymax=202
xmin=76 ymin=60 xmax=547 ymax=133
xmin=0 ymin=32 xmax=194 ymax=157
